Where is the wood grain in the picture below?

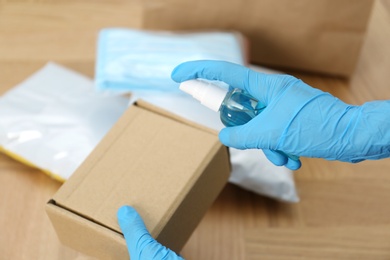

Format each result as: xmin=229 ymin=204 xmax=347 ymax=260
xmin=245 ymin=226 xmax=390 ymax=260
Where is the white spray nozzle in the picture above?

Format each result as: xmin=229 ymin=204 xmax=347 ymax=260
xmin=179 ymin=80 xmax=228 ymax=112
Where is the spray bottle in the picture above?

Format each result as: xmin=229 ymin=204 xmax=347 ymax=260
xmin=179 ymin=79 xmax=299 ymax=162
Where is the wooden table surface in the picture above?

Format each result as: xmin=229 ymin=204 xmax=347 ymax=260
xmin=1 ymin=0 xmax=390 ymax=259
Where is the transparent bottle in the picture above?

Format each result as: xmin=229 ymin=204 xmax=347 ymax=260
xmin=179 ymin=79 xmax=299 ymax=162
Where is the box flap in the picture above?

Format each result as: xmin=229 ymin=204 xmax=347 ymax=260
xmin=46 ymin=202 xmax=129 ymax=259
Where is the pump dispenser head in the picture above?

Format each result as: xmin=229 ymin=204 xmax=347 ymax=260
xmin=179 ymin=80 xmax=228 ymax=112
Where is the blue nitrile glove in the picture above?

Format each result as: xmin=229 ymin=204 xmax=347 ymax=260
xmin=117 ymin=206 xmax=184 ymax=260
xmin=171 ymin=60 xmax=390 ymax=170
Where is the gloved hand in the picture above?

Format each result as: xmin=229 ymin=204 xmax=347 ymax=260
xmin=117 ymin=206 xmax=184 ymax=260
xmin=171 ymin=60 xmax=390 ymax=169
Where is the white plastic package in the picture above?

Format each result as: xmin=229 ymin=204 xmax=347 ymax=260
xmin=0 ymin=63 xmax=129 ymax=181
xmin=95 ymin=28 xmax=246 ymax=93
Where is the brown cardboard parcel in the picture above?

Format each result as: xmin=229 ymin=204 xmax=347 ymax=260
xmin=140 ymin=0 xmax=374 ymax=77
xmin=46 ymin=100 xmax=230 ymax=259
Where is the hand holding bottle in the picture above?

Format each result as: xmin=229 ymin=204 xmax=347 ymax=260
xmin=171 ymin=60 xmax=390 ymax=169
xmin=179 ymin=79 xmax=300 ymax=166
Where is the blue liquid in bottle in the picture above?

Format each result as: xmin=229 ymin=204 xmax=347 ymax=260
xmin=179 ymin=80 xmax=299 ymax=162
xmin=220 ymin=89 xmax=265 ymax=127
xmin=219 ymin=88 xmax=299 ymax=162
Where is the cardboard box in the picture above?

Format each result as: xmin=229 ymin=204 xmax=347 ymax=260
xmin=140 ymin=0 xmax=375 ymax=77
xmin=46 ymin=100 xmax=230 ymax=259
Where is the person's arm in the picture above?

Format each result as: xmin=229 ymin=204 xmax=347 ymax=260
xmin=171 ymin=60 xmax=390 ymax=169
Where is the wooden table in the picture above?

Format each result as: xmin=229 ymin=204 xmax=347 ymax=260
xmin=1 ymin=0 xmax=390 ymax=259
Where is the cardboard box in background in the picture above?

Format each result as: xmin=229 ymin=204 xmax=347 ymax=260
xmin=141 ymin=0 xmax=375 ymax=77
xmin=46 ymin=101 xmax=230 ymax=259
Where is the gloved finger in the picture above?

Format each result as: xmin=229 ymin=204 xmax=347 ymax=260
xmin=285 ymin=157 xmax=302 ymax=170
xmin=117 ymin=205 xmax=154 ymax=260
xmin=275 ymin=151 xmax=302 ymax=170
xmin=263 ymin=150 xmax=302 ymax=170
xmin=262 ymin=149 xmax=288 ymax=167
xmin=218 ymin=113 xmax=274 ymax=149
xmin=219 ymin=125 xmax=259 ymax=149
xmin=171 ymin=60 xmax=263 ymax=96
xmin=117 ymin=206 xmax=183 ymax=260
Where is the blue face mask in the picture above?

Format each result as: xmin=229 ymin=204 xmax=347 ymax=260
xmin=95 ymin=28 xmax=246 ymax=93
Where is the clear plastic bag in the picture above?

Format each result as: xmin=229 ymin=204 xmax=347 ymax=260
xmin=0 ymin=63 xmax=129 ymax=180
